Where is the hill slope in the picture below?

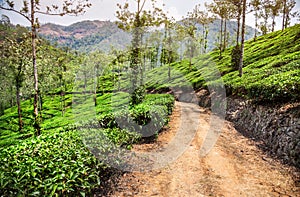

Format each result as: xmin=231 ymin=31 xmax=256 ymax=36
xmin=39 ymin=20 xmax=132 ymax=53
xmin=38 ymin=19 xmax=257 ymax=53
xmin=144 ymin=24 xmax=300 ymax=103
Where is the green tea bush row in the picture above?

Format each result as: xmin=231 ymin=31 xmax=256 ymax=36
xmin=0 ymin=131 xmax=105 ymax=196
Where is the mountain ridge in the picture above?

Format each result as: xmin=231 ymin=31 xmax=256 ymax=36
xmin=38 ymin=19 xmax=257 ymax=53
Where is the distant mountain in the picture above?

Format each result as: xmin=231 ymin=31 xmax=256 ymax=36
xmin=38 ymin=20 xmax=132 ymax=53
xmin=38 ymin=19 xmax=258 ymax=53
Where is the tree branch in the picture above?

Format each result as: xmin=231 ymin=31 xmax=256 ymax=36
xmin=0 ymin=6 xmax=31 ymax=22
xmin=35 ymin=11 xmax=64 ymax=16
xmin=140 ymin=0 xmax=147 ymax=12
xmin=36 ymin=10 xmax=85 ymax=17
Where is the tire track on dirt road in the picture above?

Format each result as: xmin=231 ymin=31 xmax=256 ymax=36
xmin=112 ymin=101 xmax=299 ymax=197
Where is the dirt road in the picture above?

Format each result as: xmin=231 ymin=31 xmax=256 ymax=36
xmin=112 ymin=102 xmax=300 ymax=197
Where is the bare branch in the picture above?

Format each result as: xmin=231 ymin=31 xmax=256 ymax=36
xmin=0 ymin=6 xmax=31 ymax=22
xmin=140 ymin=0 xmax=147 ymax=12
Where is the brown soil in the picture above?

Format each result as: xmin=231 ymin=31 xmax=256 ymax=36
xmin=107 ymin=102 xmax=300 ymax=197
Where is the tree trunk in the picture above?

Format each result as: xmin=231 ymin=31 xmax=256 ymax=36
xmin=239 ymin=0 xmax=247 ymax=77
xmin=31 ymin=0 xmax=40 ymax=135
xmin=39 ymin=94 xmax=43 ymax=121
xmin=223 ymin=19 xmax=227 ymax=51
xmin=237 ymin=6 xmax=241 ymax=45
xmin=93 ymin=66 xmax=97 ymax=106
xmin=61 ymin=91 xmax=65 ymax=116
xmin=16 ymin=82 xmax=23 ymax=132
xmin=254 ymin=12 xmax=258 ymax=41
xmin=219 ymin=18 xmax=224 ymax=58
xmin=284 ymin=11 xmax=289 ymax=29
xmin=282 ymin=0 xmax=286 ymax=30
xmin=271 ymin=16 xmax=275 ymax=32
xmin=204 ymin=27 xmax=208 ymax=54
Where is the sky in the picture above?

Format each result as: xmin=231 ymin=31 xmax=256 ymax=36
xmin=0 ymin=0 xmax=299 ymax=30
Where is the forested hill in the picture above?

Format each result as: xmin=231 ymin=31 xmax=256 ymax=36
xmin=38 ymin=20 xmax=132 ymax=53
xmin=38 ymin=19 xmax=257 ymax=53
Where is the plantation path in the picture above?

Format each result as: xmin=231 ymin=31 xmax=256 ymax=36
xmin=111 ymin=102 xmax=300 ymax=197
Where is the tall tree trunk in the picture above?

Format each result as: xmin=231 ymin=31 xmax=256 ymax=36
xmin=131 ymin=16 xmax=141 ymax=91
xmin=60 ymin=78 xmax=64 ymax=116
xmin=31 ymin=0 xmax=40 ymax=135
xmin=204 ymin=27 xmax=208 ymax=54
xmin=223 ymin=19 xmax=227 ymax=51
xmin=254 ymin=12 xmax=258 ymax=41
xmin=39 ymin=94 xmax=43 ymax=121
xmin=93 ymin=66 xmax=97 ymax=106
xmin=282 ymin=0 xmax=286 ymax=30
xmin=219 ymin=18 xmax=224 ymax=58
xmin=271 ymin=16 xmax=275 ymax=32
xmin=239 ymin=0 xmax=247 ymax=77
xmin=237 ymin=6 xmax=241 ymax=45
xmin=168 ymin=28 xmax=171 ymax=81
xmin=16 ymin=82 xmax=23 ymax=132
xmin=284 ymin=12 xmax=289 ymax=29
xmin=10 ymin=86 xmax=14 ymax=107
xmin=189 ymin=38 xmax=193 ymax=69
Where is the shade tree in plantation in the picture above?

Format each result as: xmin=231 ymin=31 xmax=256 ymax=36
xmin=259 ymin=0 xmax=273 ymax=34
xmin=0 ymin=30 xmax=31 ymax=132
xmin=116 ymin=0 xmax=165 ymax=105
xmin=228 ymin=0 xmax=247 ymax=76
xmin=238 ymin=0 xmax=247 ymax=77
xmin=160 ymin=16 xmax=179 ymax=80
xmin=206 ymin=0 xmax=233 ymax=58
xmin=249 ymin=0 xmax=297 ymax=35
xmin=182 ymin=4 xmax=208 ymax=69
xmin=197 ymin=11 xmax=214 ymax=54
xmin=42 ymin=46 xmax=77 ymax=116
xmin=175 ymin=24 xmax=187 ymax=61
xmin=281 ymin=0 xmax=298 ymax=30
xmin=250 ymin=0 xmax=261 ymax=40
xmin=0 ymin=0 xmax=91 ymax=135
xmin=269 ymin=0 xmax=282 ymax=32
xmin=145 ymin=30 xmax=163 ymax=68
xmin=89 ymin=50 xmax=115 ymax=100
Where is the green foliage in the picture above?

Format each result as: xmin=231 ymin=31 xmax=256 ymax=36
xmin=0 ymin=90 xmax=174 ymax=195
xmin=130 ymin=86 xmax=146 ymax=106
xmin=231 ymin=45 xmax=241 ymax=70
xmin=96 ymin=93 xmax=174 ymax=136
xmin=144 ymin=24 xmax=300 ymax=103
xmin=0 ymin=131 xmax=104 ymax=196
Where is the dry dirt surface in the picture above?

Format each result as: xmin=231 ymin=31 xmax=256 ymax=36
xmin=109 ymin=102 xmax=300 ymax=197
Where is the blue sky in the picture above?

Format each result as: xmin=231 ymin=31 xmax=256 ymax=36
xmin=0 ymin=0 xmax=299 ymax=29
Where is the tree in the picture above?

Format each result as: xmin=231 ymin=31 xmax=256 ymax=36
xmin=206 ymin=0 xmax=231 ymax=58
xmin=282 ymin=0 xmax=297 ymax=30
xmin=116 ymin=0 xmax=165 ymax=105
xmin=160 ymin=16 xmax=179 ymax=80
xmin=175 ymin=24 xmax=187 ymax=61
xmin=187 ymin=4 xmax=214 ymax=55
xmin=250 ymin=0 xmax=261 ymax=40
xmin=0 ymin=30 xmax=31 ymax=131
xmin=146 ymin=30 xmax=163 ymax=68
xmin=239 ymin=0 xmax=247 ymax=77
xmin=0 ymin=0 xmax=91 ymax=135
xmin=199 ymin=12 xmax=214 ymax=54
xmin=182 ymin=4 xmax=209 ymax=68
xmin=270 ymin=0 xmax=282 ymax=32
xmin=259 ymin=0 xmax=272 ymax=35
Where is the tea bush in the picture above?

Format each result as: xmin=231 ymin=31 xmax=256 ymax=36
xmin=0 ymin=131 xmax=105 ymax=196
